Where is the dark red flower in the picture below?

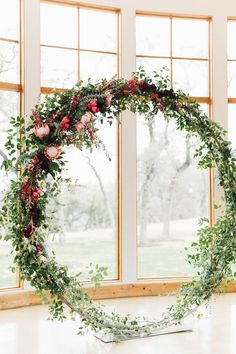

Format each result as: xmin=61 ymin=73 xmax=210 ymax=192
xmin=119 ymin=88 xmax=129 ymax=97
xmin=23 ymin=224 xmax=34 ymax=238
xmin=30 ymin=206 xmax=41 ymax=225
xmin=87 ymin=101 xmax=99 ymax=114
xmin=72 ymin=96 xmax=79 ymax=110
xmin=59 ymin=116 xmax=70 ymax=131
xmin=48 ymin=116 xmax=54 ymax=124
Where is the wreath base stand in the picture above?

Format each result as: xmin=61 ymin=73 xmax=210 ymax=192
xmin=95 ymin=324 xmax=192 ymax=343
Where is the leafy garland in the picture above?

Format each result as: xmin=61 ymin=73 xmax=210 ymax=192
xmin=0 ymin=68 xmax=236 ymax=340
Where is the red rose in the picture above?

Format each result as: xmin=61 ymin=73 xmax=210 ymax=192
xmin=87 ymin=101 xmax=99 ymax=114
xmin=32 ymin=191 xmax=40 ymax=199
xmin=59 ymin=116 xmax=70 ymax=131
xmin=32 ymin=155 xmax=40 ymax=165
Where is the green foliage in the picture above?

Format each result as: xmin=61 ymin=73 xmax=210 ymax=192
xmin=0 ymin=69 xmax=236 ymax=339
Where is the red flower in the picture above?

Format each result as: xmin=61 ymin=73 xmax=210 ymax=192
xmin=127 ymin=76 xmax=139 ymax=93
xmin=36 ymin=243 xmax=42 ymax=254
xmin=87 ymin=101 xmax=99 ymax=114
xmin=59 ymin=116 xmax=70 ymax=131
xmin=72 ymin=96 xmax=79 ymax=110
xmin=32 ymin=155 xmax=40 ymax=166
xmin=32 ymin=188 xmax=42 ymax=200
xmin=48 ymin=116 xmax=54 ymax=124
xmin=32 ymin=109 xmax=38 ymax=116
xmin=150 ymin=93 xmax=159 ymax=100
xmin=23 ymin=224 xmax=34 ymax=238
xmin=34 ymin=117 xmax=41 ymax=124
xmin=32 ymin=192 xmax=39 ymax=199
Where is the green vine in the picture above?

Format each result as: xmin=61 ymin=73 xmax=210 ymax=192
xmin=0 ymin=68 xmax=236 ymax=340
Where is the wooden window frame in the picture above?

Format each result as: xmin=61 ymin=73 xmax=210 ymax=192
xmin=0 ymin=0 xmax=24 ymax=291
xmin=227 ymin=18 xmax=236 ymax=104
xmin=135 ymin=12 xmax=214 ymax=281
xmin=40 ymin=0 xmax=122 ymax=282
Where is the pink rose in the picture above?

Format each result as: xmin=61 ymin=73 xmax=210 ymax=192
xmin=75 ymin=121 xmax=85 ymax=136
xmin=34 ymin=123 xmax=50 ymax=139
xmin=80 ymin=112 xmax=94 ymax=124
xmin=105 ymin=90 xmax=112 ymax=106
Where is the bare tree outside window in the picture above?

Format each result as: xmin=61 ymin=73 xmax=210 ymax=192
xmin=136 ymin=15 xmax=210 ymax=278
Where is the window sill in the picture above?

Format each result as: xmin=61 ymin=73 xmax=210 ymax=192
xmin=1 ymin=280 xmax=235 ymax=311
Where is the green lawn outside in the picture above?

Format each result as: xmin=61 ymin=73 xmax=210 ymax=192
xmin=0 ymin=238 xmax=195 ymax=287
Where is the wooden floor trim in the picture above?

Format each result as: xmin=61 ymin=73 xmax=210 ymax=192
xmin=1 ymin=282 xmax=236 ymax=311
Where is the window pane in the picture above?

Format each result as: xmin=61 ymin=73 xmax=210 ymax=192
xmin=80 ymin=52 xmax=117 ymax=81
xmin=199 ymin=103 xmax=209 ymax=115
xmin=136 ymin=16 xmax=170 ymax=56
xmin=137 ymin=114 xmax=209 ymax=278
xmin=47 ymin=122 xmax=117 ymax=280
xmin=173 ymin=59 xmax=208 ymax=96
xmin=172 ymin=18 xmax=208 ymax=58
xmin=41 ymin=47 xmax=78 ymax=88
xmin=228 ymin=61 xmax=236 ymax=97
xmin=0 ymin=91 xmax=19 ymax=288
xmin=136 ymin=57 xmax=170 ymax=79
xmin=0 ymin=41 xmax=19 ymax=83
xmin=80 ymin=9 xmax=117 ymax=52
xmin=228 ymin=104 xmax=236 ymax=150
xmin=41 ymin=7 xmax=119 ymax=280
xmin=0 ymin=0 xmax=19 ymax=40
xmin=228 ymin=21 xmax=236 ymax=60
xmin=41 ymin=3 xmax=78 ymax=48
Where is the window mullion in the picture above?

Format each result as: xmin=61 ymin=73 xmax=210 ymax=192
xmin=120 ymin=7 xmax=137 ymax=283
xmin=23 ymin=0 xmax=41 ymax=117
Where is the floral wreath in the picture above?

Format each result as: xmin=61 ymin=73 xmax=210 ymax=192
xmin=1 ymin=68 xmax=236 ymax=340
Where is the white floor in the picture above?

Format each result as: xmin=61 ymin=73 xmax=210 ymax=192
xmin=0 ymin=293 xmax=236 ymax=354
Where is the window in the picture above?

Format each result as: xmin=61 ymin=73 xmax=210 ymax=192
xmin=136 ymin=14 xmax=211 ymax=278
xmin=228 ymin=19 xmax=236 ymax=150
xmin=0 ymin=0 xmax=22 ymax=288
xmin=40 ymin=1 xmax=120 ymax=280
